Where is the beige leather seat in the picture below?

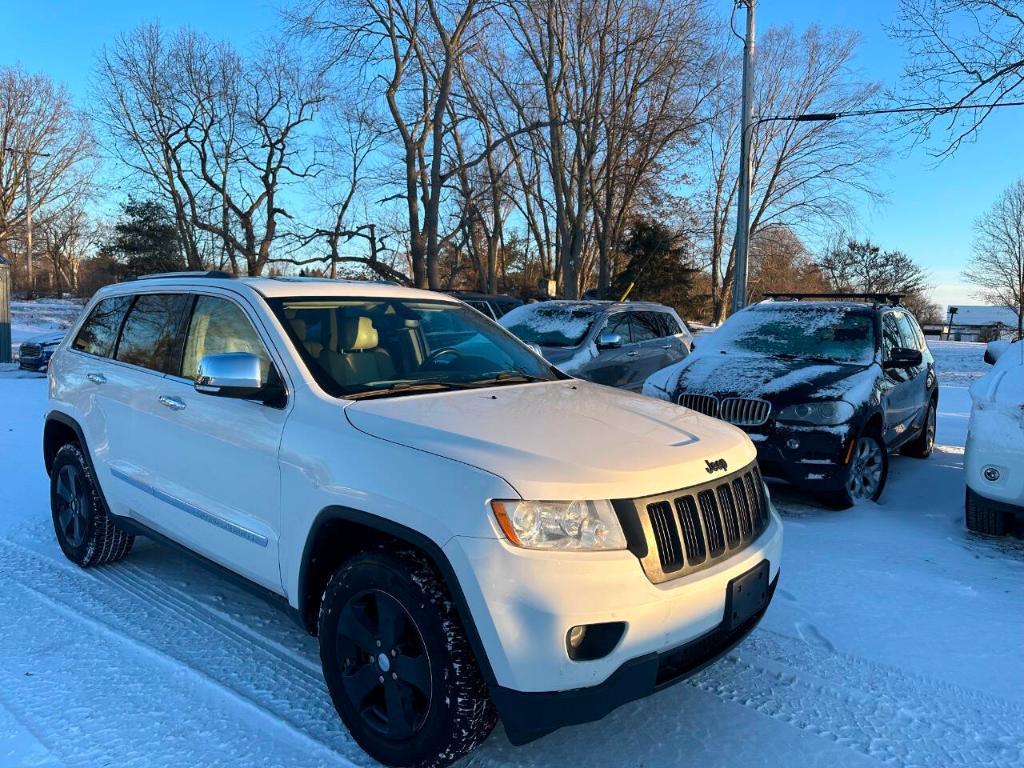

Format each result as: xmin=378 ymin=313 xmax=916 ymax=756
xmin=321 ymin=316 xmax=395 ymax=385
xmin=290 ymin=318 xmax=324 ymax=359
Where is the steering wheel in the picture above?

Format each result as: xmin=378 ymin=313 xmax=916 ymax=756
xmin=424 ymin=347 xmax=464 ymax=366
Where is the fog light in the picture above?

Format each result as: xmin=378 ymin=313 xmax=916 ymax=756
xmin=567 ymin=625 xmax=587 ymax=650
xmin=983 ymin=466 xmax=1001 ymax=482
xmin=786 ymin=438 xmax=800 ymax=451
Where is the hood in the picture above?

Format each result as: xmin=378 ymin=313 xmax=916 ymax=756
xmin=23 ymin=331 xmax=65 ymax=346
xmin=663 ymin=351 xmax=876 ymax=404
xmin=344 ymin=380 xmax=756 ymax=500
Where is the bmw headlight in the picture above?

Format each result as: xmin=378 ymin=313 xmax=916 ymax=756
xmin=490 ymin=499 xmax=627 ymax=551
xmin=776 ymin=400 xmax=854 ymax=426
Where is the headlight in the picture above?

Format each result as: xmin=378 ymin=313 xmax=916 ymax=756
xmin=490 ymin=499 xmax=627 ymax=551
xmin=776 ymin=400 xmax=855 ymax=426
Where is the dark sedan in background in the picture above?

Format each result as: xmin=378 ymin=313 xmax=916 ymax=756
xmin=500 ymin=300 xmax=693 ymax=391
xmin=644 ymin=295 xmax=938 ymax=507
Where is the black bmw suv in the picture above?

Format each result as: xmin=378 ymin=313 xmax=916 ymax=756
xmin=643 ymin=294 xmax=938 ymax=507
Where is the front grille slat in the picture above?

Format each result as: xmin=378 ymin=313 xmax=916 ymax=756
xmin=675 ymin=496 xmax=706 ymax=565
xmin=678 ymin=393 xmax=719 ymax=418
xmin=719 ymin=397 xmax=772 ymax=426
xmin=647 ymin=501 xmax=683 ymax=572
xmin=637 ymin=463 xmax=771 ymax=583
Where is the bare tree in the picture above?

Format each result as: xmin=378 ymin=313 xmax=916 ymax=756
xmin=0 ymin=66 xmax=95 ymax=290
xmin=37 ymin=207 xmax=93 ymax=294
xmin=891 ymin=0 xmax=1024 ymax=155
xmin=965 ymin=178 xmax=1024 ymax=338
xmin=95 ymin=26 xmax=327 ymax=276
xmin=699 ymin=25 xmax=884 ymax=323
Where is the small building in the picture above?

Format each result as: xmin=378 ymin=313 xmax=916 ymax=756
xmin=942 ymin=305 xmax=1021 ymax=342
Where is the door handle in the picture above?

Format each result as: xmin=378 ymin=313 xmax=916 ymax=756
xmin=626 ymin=351 xmax=639 ymax=357
xmin=158 ymin=395 xmax=186 ymax=411
xmin=86 ymin=373 xmax=107 ymax=385
xmin=661 ymin=344 xmax=672 ymax=350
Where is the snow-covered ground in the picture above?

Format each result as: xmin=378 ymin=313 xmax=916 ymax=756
xmin=0 ymin=338 xmax=1021 ymax=768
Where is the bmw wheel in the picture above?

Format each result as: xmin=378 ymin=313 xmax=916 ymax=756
xmin=822 ymin=429 xmax=889 ymax=509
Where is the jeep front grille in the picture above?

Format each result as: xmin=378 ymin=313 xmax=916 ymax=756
xmin=630 ymin=463 xmax=770 ymax=584
xmin=678 ymin=393 xmax=772 ymax=427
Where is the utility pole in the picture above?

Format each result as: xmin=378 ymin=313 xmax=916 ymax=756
xmin=731 ymin=0 xmax=756 ymax=316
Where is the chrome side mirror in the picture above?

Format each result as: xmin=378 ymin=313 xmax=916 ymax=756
xmin=194 ymin=352 xmax=263 ymax=398
xmin=597 ymin=332 xmax=623 ymax=350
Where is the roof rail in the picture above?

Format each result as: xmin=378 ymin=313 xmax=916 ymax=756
xmin=133 ymin=270 xmax=237 ymax=281
xmin=762 ymin=292 xmax=904 ymax=306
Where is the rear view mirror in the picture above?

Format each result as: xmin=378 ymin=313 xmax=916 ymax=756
xmin=597 ymin=332 xmax=623 ymax=349
xmin=885 ymin=347 xmax=922 ymax=369
xmin=194 ymin=352 xmax=264 ymax=398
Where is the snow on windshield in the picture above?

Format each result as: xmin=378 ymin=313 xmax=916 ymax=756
xmin=703 ymin=305 xmax=875 ymax=365
xmin=500 ymin=302 xmax=599 ymax=347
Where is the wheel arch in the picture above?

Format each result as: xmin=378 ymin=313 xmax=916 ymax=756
xmin=297 ymin=505 xmax=498 ymax=687
xmin=44 ymin=411 xmax=90 ymax=477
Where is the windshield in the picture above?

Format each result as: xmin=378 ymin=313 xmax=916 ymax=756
xmin=705 ymin=305 xmax=876 ymax=365
xmin=499 ymin=302 xmax=600 ymax=347
xmin=269 ymin=297 xmax=557 ymax=398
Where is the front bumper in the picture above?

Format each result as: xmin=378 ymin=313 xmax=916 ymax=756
xmin=751 ymin=424 xmax=854 ymax=493
xmin=493 ymin=570 xmax=778 ymax=744
xmin=444 ymin=510 xmax=782 ymax=740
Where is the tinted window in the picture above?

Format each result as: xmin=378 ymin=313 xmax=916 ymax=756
xmin=72 ymin=296 xmax=132 ymax=357
xmin=181 ymin=296 xmax=272 ymax=384
xmin=603 ymin=312 xmax=631 ymax=342
xmin=881 ymin=314 xmax=903 ymax=360
xmin=894 ymin=311 xmax=922 ymax=351
xmin=115 ymin=293 xmax=190 ymax=373
xmin=661 ymin=312 xmax=683 ymax=336
xmin=630 ymin=311 xmax=662 ymax=342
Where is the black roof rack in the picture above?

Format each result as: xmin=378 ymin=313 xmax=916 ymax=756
xmin=133 ymin=270 xmax=237 ymax=281
xmin=762 ymin=292 xmax=904 ymax=306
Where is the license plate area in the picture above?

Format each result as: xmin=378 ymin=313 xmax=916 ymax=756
xmin=724 ymin=560 xmax=770 ymax=631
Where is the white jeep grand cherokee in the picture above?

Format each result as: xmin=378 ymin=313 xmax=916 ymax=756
xmin=44 ymin=273 xmax=783 ymax=768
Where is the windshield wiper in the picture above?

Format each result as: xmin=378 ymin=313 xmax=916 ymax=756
xmin=344 ymin=379 xmax=480 ymax=401
xmin=769 ymin=352 xmax=838 ymax=364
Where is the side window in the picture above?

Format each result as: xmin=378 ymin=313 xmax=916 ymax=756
xmin=630 ymin=311 xmax=661 ymax=342
xmin=182 ymin=296 xmax=272 ymax=384
xmin=901 ymin=313 xmax=925 ymax=352
xmin=114 ymin=293 xmax=190 ymax=374
xmin=602 ymin=312 xmax=631 ymax=343
xmin=881 ymin=313 xmax=903 ymax=360
xmin=72 ymin=295 xmax=132 ymax=357
xmin=660 ymin=312 xmax=683 ymax=336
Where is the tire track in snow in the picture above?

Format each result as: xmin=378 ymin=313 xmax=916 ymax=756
xmin=0 ymin=539 xmax=372 ymax=767
xmin=691 ymin=628 xmax=1024 ymax=768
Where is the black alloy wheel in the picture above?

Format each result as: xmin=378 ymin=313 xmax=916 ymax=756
xmin=336 ymin=589 xmax=433 ymax=740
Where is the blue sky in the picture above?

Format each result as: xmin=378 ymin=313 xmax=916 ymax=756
xmin=5 ymin=0 xmax=1023 ymax=309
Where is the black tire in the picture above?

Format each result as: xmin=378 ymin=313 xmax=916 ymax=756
xmin=819 ymin=428 xmax=889 ymax=509
xmin=50 ymin=443 xmax=134 ymax=567
xmin=318 ymin=549 xmax=496 ymax=768
xmin=902 ymin=398 xmax=937 ymax=458
xmin=965 ymin=487 xmax=1007 ymax=535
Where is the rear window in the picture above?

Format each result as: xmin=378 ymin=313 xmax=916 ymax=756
xmin=114 ymin=293 xmax=190 ymax=373
xmin=72 ymin=296 xmax=133 ymax=358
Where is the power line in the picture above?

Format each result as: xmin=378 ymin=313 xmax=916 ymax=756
xmin=754 ymin=99 xmax=1024 ymax=125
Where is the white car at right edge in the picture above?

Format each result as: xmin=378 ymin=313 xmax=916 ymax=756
xmin=965 ymin=339 xmax=1024 ymax=534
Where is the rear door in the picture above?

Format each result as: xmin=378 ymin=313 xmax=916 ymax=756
xmin=626 ymin=310 xmax=672 ymax=389
xmin=138 ymin=292 xmax=288 ymax=592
